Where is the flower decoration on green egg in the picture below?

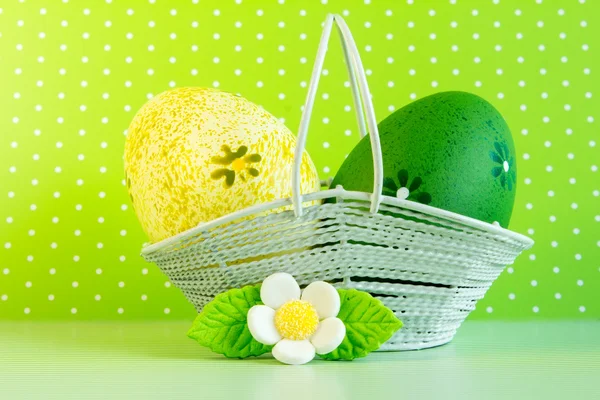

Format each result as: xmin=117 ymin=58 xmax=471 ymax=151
xmin=382 ymin=169 xmax=432 ymax=204
xmin=210 ymin=144 xmax=262 ymax=187
xmin=489 ymin=141 xmax=516 ymax=191
xmin=188 ymin=273 xmax=403 ymax=365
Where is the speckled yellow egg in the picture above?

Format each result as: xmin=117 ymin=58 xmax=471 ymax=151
xmin=124 ymin=87 xmax=321 ymax=243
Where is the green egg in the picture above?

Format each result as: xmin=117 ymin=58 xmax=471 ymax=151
xmin=330 ymin=91 xmax=517 ymax=228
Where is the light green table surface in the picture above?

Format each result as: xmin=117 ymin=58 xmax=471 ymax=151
xmin=1 ymin=321 xmax=598 ymax=400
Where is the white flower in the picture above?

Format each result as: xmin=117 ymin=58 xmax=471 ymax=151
xmin=247 ymin=272 xmax=346 ymax=365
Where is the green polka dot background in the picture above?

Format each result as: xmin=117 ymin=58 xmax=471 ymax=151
xmin=0 ymin=0 xmax=598 ymax=320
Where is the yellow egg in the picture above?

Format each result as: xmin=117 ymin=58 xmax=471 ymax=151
xmin=124 ymin=87 xmax=321 ymax=243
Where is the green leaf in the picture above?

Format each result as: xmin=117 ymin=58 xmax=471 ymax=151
xmin=187 ymin=284 xmax=273 ymax=358
xmin=319 ymin=289 xmax=403 ymax=361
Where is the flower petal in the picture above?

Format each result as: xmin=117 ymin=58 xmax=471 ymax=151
xmin=398 ymin=169 xmax=409 ymax=188
xmin=272 ymin=339 xmax=316 ymax=365
xmin=260 ymin=272 xmax=301 ymax=310
xmin=310 ymin=317 xmax=346 ymax=355
xmin=235 ymin=146 xmax=248 ymax=158
xmin=301 ymin=281 xmax=340 ymax=319
xmin=247 ymin=305 xmax=281 ymax=346
xmin=489 ymin=150 xmax=503 ymax=164
xmin=494 ymin=142 xmax=505 ymax=158
xmin=416 ymin=192 xmax=432 ymax=204
xmin=383 ymin=177 xmax=398 ymax=192
xmin=409 ymin=176 xmax=422 ymax=192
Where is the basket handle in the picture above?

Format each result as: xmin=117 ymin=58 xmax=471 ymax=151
xmin=291 ymin=14 xmax=384 ymax=217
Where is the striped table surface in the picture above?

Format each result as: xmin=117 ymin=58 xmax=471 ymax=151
xmin=1 ymin=320 xmax=599 ymax=400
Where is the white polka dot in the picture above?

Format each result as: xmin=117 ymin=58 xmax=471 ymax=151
xmin=532 ymin=306 xmax=539 ymax=313
xmin=508 ymin=293 xmax=515 ymax=300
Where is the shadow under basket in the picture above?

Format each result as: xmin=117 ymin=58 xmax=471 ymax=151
xmin=141 ymin=189 xmax=534 ymax=351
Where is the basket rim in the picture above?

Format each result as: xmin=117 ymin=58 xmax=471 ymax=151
xmin=141 ymin=186 xmax=534 ymax=255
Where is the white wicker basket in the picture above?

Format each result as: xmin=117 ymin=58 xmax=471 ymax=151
xmin=141 ymin=14 xmax=534 ymax=351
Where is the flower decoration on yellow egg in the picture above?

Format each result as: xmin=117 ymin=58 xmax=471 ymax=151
xmin=247 ymin=273 xmax=346 ymax=365
xmin=187 ymin=272 xmax=403 ymax=364
xmin=210 ymin=144 xmax=262 ymax=187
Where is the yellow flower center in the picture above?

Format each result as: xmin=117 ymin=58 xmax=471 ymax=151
xmin=231 ymin=158 xmax=245 ymax=172
xmin=274 ymin=300 xmax=319 ymax=340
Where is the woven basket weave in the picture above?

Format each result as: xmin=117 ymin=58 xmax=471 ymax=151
xmin=141 ymin=15 xmax=534 ymax=351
